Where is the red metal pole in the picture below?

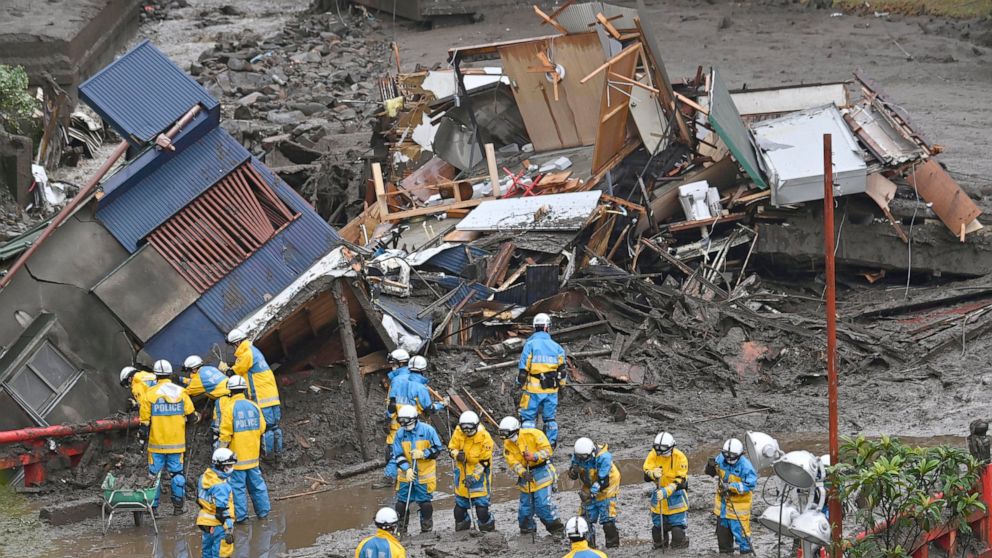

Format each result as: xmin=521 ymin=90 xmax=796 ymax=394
xmin=824 ymin=133 xmax=843 ymax=556
xmin=0 ymin=416 xmax=138 ymax=445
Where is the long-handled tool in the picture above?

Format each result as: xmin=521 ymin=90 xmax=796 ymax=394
xmin=526 ymin=462 xmax=537 ymax=544
xmin=184 ymin=397 xmax=212 ymax=490
xmin=718 ymin=474 xmax=754 ymax=552
xmin=401 ymin=458 xmax=418 ymax=537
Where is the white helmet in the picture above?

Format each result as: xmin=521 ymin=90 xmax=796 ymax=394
xmin=565 ymin=516 xmax=589 ymax=541
xmin=374 ymin=506 xmax=399 ymax=530
xmin=212 ymin=447 xmax=237 ymax=468
xmin=153 ymin=359 xmax=173 ymax=376
xmin=722 ymin=438 xmax=745 ymax=465
xmin=397 ymin=405 xmax=418 ymax=431
xmin=498 ymin=416 xmax=521 ymax=440
xmin=119 ymin=366 xmax=137 ymax=386
xmin=409 ymin=355 xmax=427 ymax=372
xmin=389 ymin=349 xmax=410 ymax=364
xmin=574 ymin=437 xmax=596 ymax=460
xmin=227 ymin=328 xmax=247 ymax=344
xmin=183 ymin=355 xmax=203 ymax=370
xmin=459 ymin=411 xmax=480 ymax=435
xmin=654 ymin=432 xmax=675 ymax=455
xmin=533 ymin=313 xmax=551 ymax=329
xmin=227 ymin=375 xmax=247 ymax=393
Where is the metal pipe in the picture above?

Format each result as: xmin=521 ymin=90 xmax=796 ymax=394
xmin=0 ymin=103 xmax=204 ymax=291
xmin=824 ymin=133 xmax=843 ymax=556
xmin=0 ymin=416 xmax=138 ymax=445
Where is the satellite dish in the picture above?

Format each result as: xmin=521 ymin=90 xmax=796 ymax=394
xmin=774 ymin=451 xmax=819 ymax=488
xmin=758 ymin=502 xmax=800 ymax=534
xmin=745 ymin=431 xmax=782 ymax=470
xmin=789 ymin=510 xmax=831 ymax=546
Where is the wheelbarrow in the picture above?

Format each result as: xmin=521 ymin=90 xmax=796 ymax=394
xmin=100 ymin=471 xmax=160 ymax=535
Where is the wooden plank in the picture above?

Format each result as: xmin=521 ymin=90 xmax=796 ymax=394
xmin=485 ymin=143 xmax=501 ymax=197
xmin=449 ymin=33 xmax=563 ymax=59
xmin=906 ymin=159 xmax=982 ymax=239
xmin=499 ymin=39 xmax=580 ymax=150
xmin=541 ymin=0 xmax=574 ymax=24
xmin=667 ymin=212 xmax=746 ymax=233
xmin=485 ymin=242 xmax=515 ymax=287
xmin=443 ymin=229 xmax=482 ymax=243
xmin=383 ymin=197 xmax=493 ymax=222
xmin=580 ymin=42 xmax=641 ymax=84
xmin=591 ymin=45 xmax=639 ymax=175
xmin=546 ymin=33 xmax=609 ymax=146
xmin=609 ymin=71 xmax=659 ymax=94
xmin=358 ymin=351 xmax=390 ymax=376
xmin=595 ymin=12 xmax=622 ymax=39
xmin=584 ymin=137 xmax=642 ymax=190
xmin=372 ymin=163 xmax=388 ymax=218
xmin=633 ymin=17 xmax=691 ymax=145
xmin=533 ymin=5 xmax=568 ymax=35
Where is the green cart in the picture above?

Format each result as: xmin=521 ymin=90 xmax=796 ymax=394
xmin=100 ymin=472 xmax=160 ymax=535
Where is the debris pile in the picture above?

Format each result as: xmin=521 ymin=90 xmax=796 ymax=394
xmin=193 ymin=9 xmax=388 ymax=222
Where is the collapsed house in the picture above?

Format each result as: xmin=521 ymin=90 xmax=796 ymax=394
xmin=0 ymin=42 xmax=342 ymax=431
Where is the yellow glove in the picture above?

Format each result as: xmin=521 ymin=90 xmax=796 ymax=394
xmin=651 ymin=468 xmax=664 ymax=481
xmin=401 ymin=468 xmax=415 ymax=482
xmin=411 ymin=449 xmax=425 ymax=460
xmin=218 ymin=361 xmax=229 ymax=372
xmin=450 ymin=449 xmax=460 ymax=461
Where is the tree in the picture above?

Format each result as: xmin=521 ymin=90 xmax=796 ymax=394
xmin=832 ymin=435 xmax=986 ymax=558
xmin=0 ymin=65 xmax=37 ymax=133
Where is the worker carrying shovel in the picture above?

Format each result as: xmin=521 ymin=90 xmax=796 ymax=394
xmin=388 ymin=405 xmax=443 ymax=535
xmin=448 ymin=411 xmax=495 ymax=532
xmin=705 ymin=438 xmax=757 ymax=555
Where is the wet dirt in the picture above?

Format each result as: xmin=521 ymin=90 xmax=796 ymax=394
xmin=25 ymin=433 xmax=965 ymax=557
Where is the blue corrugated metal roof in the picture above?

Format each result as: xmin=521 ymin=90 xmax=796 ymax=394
xmin=375 ymin=296 xmax=433 ymax=339
xmin=143 ymin=304 xmax=225 ymax=365
xmin=194 ymin=215 xmax=340 ymax=332
xmin=435 ymin=276 xmax=493 ymax=305
xmin=423 ymin=245 xmax=488 ymax=276
xmin=96 ymin=127 xmax=250 ymax=252
xmin=80 ymin=40 xmax=220 ymax=147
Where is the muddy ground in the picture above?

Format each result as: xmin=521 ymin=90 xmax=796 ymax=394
xmin=3 ymin=0 xmax=992 ymax=557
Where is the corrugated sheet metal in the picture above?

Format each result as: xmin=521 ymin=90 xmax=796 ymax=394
xmin=142 ymin=304 xmax=225 ymax=365
xmin=375 ymin=296 xmax=433 ymax=339
xmin=96 ymin=127 xmax=251 ymax=252
xmin=194 ymin=214 xmax=340 ymax=332
xmin=79 ymin=40 xmax=220 ymax=146
xmin=555 ymin=3 xmax=639 ymax=34
xmin=423 ymin=245 xmax=488 ymax=275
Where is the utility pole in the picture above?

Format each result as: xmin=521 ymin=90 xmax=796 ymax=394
xmin=823 ymin=133 xmax=843 ymax=556
xmin=333 ymin=278 xmax=371 ymax=460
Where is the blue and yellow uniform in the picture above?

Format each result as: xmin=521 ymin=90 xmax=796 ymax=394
xmin=504 ymin=428 xmax=561 ymax=533
xmin=385 ymin=368 xmax=433 ymax=447
xmin=184 ymin=366 xmax=230 ymax=400
xmin=390 ymin=421 xmax=443 ymax=531
xmin=232 ymin=341 xmax=282 ymax=456
xmin=518 ymin=331 xmax=566 ymax=447
xmin=196 ymin=466 xmax=234 ymax=558
xmin=448 ymin=424 xmax=495 ymax=530
xmin=643 ymin=447 xmax=689 ymax=544
xmin=218 ymin=393 xmax=270 ymax=522
xmin=570 ymin=444 xmax=621 ymax=531
xmin=562 ymin=540 xmax=608 ymax=558
xmin=712 ymin=453 xmax=757 ymax=553
xmin=355 ymin=529 xmax=406 ymax=558
xmin=140 ymin=379 xmax=194 ymax=508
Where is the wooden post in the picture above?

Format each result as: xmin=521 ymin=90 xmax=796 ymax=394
xmin=485 ymin=143 xmax=501 ymax=197
xmin=333 ymin=278 xmax=371 ymax=460
xmin=372 ymin=163 xmax=388 ymax=217
xmin=824 ymin=133 xmax=843 ymax=557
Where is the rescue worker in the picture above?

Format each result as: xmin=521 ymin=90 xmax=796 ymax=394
xmin=448 ymin=411 xmax=495 ymax=532
xmin=642 ymin=431 xmax=689 ymax=549
xmin=217 ymin=374 xmax=270 ymax=523
xmin=383 ymin=349 xmax=412 ymax=471
xmin=568 ymin=437 xmax=621 ymax=548
xmin=140 ymin=359 xmax=195 ymax=515
xmin=181 ymin=355 xmax=230 ymax=447
xmin=705 ymin=438 xmax=757 ymax=554
xmin=355 ymin=507 xmax=407 ymax=558
xmin=387 ymin=349 xmax=411 ymax=382
xmin=385 ymin=354 xmax=443 ymax=477
xmin=563 ymin=517 xmax=608 ymax=558
xmin=389 ymin=405 xmax=444 ymax=533
xmin=227 ymin=328 xmax=283 ymax=462
xmin=196 ymin=448 xmax=236 ymax=558
xmin=518 ymin=313 xmax=566 ymax=448
xmin=120 ymin=365 xmax=156 ymax=409
xmin=498 ymin=416 xmax=564 ymax=537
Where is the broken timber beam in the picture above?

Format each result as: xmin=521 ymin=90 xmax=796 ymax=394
xmin=333 ymin=278 xmax=371 ymax=460
xmin=474 ymin=348 xmax=612 ymax=372
xmin=334 ymin=459 xmax=386 ymax=479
